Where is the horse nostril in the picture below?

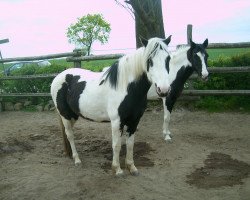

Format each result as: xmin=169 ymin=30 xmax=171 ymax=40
xmin=157 ymin=87 xmax=161 ymax=93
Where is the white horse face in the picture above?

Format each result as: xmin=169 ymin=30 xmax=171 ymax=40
xmin=190 ymin=39 xmax=209 ymax=81
xmin=142 ymin=36 xmax=171 ymax=97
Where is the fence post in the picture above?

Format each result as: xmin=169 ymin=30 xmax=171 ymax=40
xmin=186 ymin=24 xmax=194 ymax=90
xmin=73 ymin=49 xmax=82 ymax=68
xmin=187 ymin=24 xmax=193 ymax=45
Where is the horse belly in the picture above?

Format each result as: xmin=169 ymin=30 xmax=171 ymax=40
xmin=78 ymin=86 xmax=109 ymax=122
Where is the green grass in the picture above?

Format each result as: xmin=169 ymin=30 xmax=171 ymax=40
xmin=207 ymin=48 xmax=250 ymax=60
xmin=81 ymin=59 xmax=116 ymax=71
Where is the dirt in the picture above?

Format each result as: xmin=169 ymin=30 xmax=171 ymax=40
xmin=0 ymin=109 xmax=250 ymax=200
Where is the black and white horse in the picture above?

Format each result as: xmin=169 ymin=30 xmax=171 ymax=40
xmin=51 ymin=36 xmax=171 ymax=176
xmin=147 ymin=39 xmax=209 ymax=141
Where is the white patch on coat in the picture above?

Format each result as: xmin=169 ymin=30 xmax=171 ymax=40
xmin=197 ymin=52 xmax=209 ymax=78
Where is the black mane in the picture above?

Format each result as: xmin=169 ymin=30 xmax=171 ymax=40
xmin=101 ymin=61 xmax=119 ymax=89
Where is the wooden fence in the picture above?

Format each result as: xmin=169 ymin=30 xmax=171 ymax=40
xmin=0 ymin=24 xmax=250 ymax=98
xmin=1 ymin=55 xmax=250 ymax=97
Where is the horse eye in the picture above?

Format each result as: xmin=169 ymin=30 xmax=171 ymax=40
xmin=147 ymin=58 xmax=153 ymax=71
xmin=148 ymin=58 xmax=153 ymax=67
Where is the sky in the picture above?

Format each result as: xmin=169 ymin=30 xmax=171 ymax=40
xmin=0 ymin=0 xmax=250 ymax=58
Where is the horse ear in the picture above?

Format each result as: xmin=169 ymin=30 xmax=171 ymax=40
xmin=163 ymin=35 xmax=172 ymax=45
xmin=203 ymin=39 xmax=208 ymax=48
xmin=140 ymin=37 xmax=148 ymax=47
xmin=190 ymin=40 xmax=196 ymax=49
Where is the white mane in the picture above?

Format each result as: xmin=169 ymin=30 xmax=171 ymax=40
xmin=167 ymin=46 xmax=192 ymax=83
xmin=170 ymin=46 xmax=191 ymax=68
xmin=117 ymin=47 xmax=145 ymax=90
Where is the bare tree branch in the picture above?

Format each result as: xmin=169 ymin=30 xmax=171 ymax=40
xmin=115 ymin=0 xmax=135 ymax=19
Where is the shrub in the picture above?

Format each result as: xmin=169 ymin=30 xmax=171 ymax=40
xmin=193 ymin=52 xmax=250 ymax=112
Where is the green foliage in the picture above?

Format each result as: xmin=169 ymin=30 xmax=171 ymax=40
xmin=193 ymin=52 xmax=250 ymax=112
xmin=67 ymin=14 xmax=111 ymax=55
xmin=0 ymin=60 xmax=116 ymax=105
xmin=82 ymin=59 xmax=115 ymax=72
xmin=0 ymin=64 xmax=69 ymax=105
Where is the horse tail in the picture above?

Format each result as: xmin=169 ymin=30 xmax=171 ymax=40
xmin=58 ymin=114 xmax=72 ymax=158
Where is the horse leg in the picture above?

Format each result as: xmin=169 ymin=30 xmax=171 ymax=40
xmin=59 ymin=115 xmax=72 ymax=157
xmin=61 ymin=117 xmax=81 ymax=165
xmin=162 ymin=98 xmax=172 ymax=141
xmin=125 ymin=134 xmax=139 ymax=176
xmin=111 ymin=119 xmax=123 ymax=176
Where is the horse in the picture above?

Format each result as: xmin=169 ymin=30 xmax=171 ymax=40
xmin=51 ymin=36 xmax=172 ymax=176
xmin=147 ymin=39 xmax=209 ymax=141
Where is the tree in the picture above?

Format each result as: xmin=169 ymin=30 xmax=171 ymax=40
xmin=116 ymin=0 xmax=165 ymax=48
xmin=67 ymin=14 xmax=111 ymax=55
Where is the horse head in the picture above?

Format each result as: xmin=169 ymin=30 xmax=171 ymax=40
xmin=188 ymin=39 xmax=209 ymax=81
xmin=142 ymin=36 xmax=172 ymax=97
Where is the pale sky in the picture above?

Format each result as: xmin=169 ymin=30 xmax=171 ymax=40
xmin=1 ymin=0 xmax=250 ymax=58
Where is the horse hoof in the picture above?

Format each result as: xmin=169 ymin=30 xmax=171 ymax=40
xmin=74 ymin=160 xmax=82 ymax=166
xmin=112 ymin=166 xmax=124 ymax=177
xmin=130 ymin=170 xmax=139 ymax=176
xmin=115 ymin=171 xmax=125 ymax=178
xmin=164 ymin=135 xmax=172 ymax=143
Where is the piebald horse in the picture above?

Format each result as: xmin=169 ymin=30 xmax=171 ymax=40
xmin=51 ymin=36 xmax=172 ymax=176
xmin=147 ymin=39 xmax=209 ymax=141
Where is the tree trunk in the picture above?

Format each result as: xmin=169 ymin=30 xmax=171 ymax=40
xmin=126 ymin=0 xmax=165 ymax=48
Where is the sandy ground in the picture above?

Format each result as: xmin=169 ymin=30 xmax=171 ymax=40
xmin=0 ymin=108 xmax=250 ymax=200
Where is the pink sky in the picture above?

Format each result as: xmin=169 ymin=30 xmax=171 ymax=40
xmin=0 ymin=0 xmax=250 ymax=58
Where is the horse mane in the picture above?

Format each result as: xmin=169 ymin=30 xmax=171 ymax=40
xmin=170 ymin=45 xmax=191 ymax=68
xmin=102 ymin=38 xmax=168 ymax=90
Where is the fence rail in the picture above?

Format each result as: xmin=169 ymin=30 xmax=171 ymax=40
xmin=207 ymin=42 xmax=250 ymax=49
xmin=1 ymin=89 xmax=250 ymax=98
xmin=0 ymin=51 xmax=80 ymax=63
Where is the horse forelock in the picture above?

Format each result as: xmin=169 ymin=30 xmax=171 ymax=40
xmin=145 ymin=38 xmax=169 ymax=60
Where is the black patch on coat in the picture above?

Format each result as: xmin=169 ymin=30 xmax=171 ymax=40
xmin=56 ymin=74 xmax=86 ymax=120
xmin=165 ymin=66 xmax=194 ymax=113
xmin=146 ymin=43 xmax=161 ymax=71
xmin=165 ymin=56 xmax=171 ymax=73
xmin=103 ymin=61 xmax=119 ymax=89
xmin=118 ymin=73 xmax=151 ymax=136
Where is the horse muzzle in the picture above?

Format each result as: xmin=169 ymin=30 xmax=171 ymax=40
xmin=201 ymin=74 xmax=209 ymax=82
xmin=155 ymin=84 xmax=171 ymax=97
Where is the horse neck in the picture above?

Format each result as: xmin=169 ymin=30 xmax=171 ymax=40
xmin=169 ymin=47 xmax=194 ymax=83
